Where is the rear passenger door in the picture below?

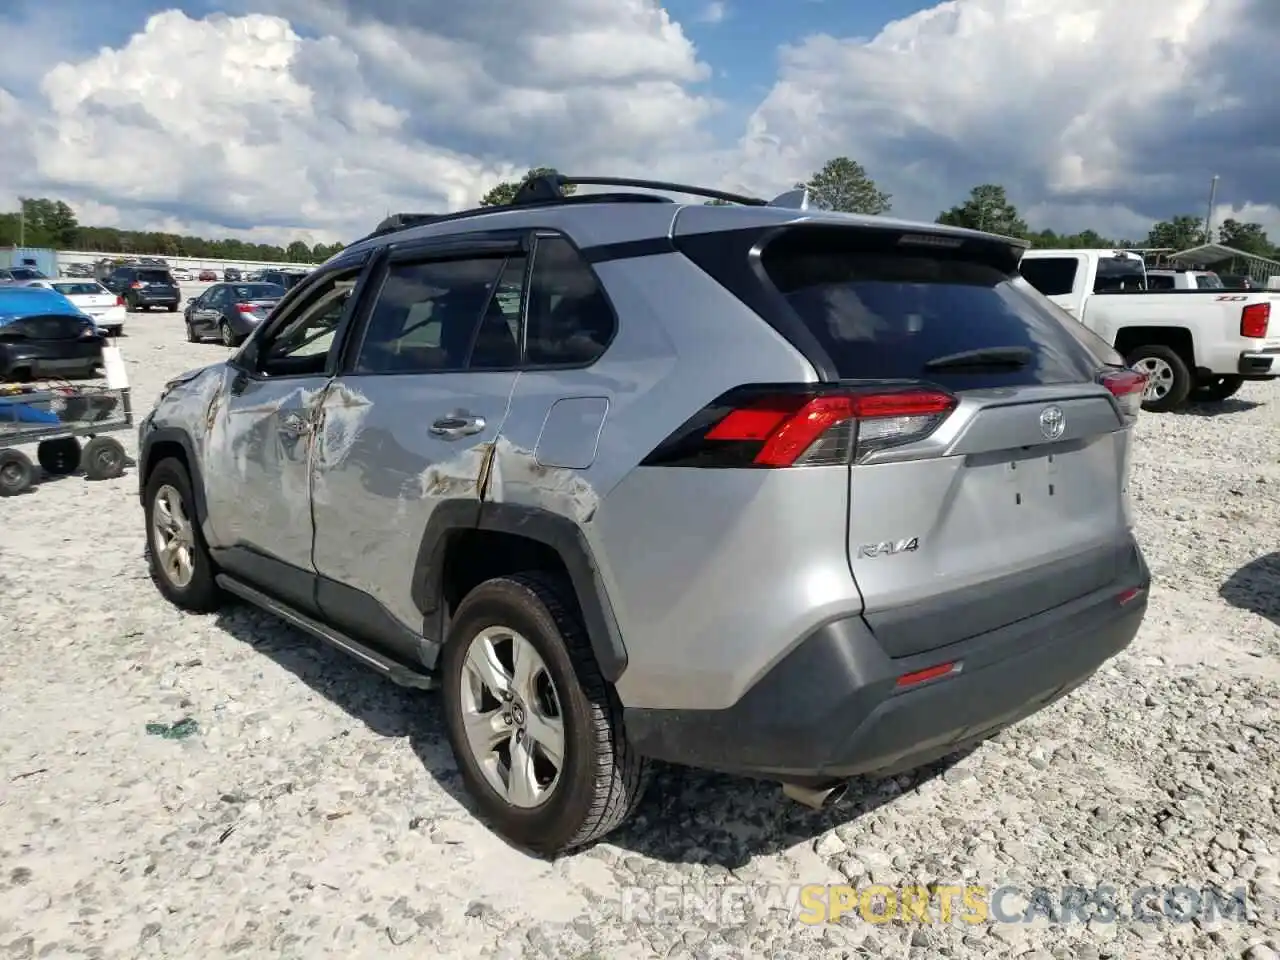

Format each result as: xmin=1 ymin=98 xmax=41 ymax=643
xmin=309 ymin=237 xmax=526 ymax=660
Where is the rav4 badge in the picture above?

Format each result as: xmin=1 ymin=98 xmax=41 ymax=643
xmin=857 ymin=538 xmax=919 ymax=559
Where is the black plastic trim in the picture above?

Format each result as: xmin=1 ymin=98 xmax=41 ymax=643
xmin=410 ymin=500 xmax=629 ymax=682
xmin=580 ymin=237 xmax=676 ymax=264
xmin=1238 ymin=352 xmax=1278 ymax=376
xmin=217 ymin=574 xmax=436 ymax=689
xmin=211 ymin=544 xmax=318 ymax=616
xmin=137 ymin=425 xmax=209 ymax=522
xmin=863 ymin=537 xmax=1143 ymax=658
xmin=624 ymin=543 xmax=1149 ymax=779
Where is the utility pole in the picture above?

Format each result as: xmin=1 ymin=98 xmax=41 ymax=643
xmin=1204 ymin=175 xmax=1220 ymax=244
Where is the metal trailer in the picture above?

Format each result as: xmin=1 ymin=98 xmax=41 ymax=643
xmin=0 ymin=383 xmax=133 ymax=495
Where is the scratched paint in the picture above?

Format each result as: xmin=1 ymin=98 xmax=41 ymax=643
xmin=487 ymin=436 xmax=600 ymax=524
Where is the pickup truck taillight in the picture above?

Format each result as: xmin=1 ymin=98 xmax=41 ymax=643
xmin=1100 ymin=368 xmax=1147 ymax=421
xmin=1241 ymin=303 xmax=1270 ymax=339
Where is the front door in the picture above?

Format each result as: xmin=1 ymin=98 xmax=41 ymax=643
xmin=203 ymin=262 xmax=367 ymax=611
xmin=310 ymin=243 xmax=527 ymax=659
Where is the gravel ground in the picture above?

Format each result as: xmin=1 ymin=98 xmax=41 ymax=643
xmin=2 ymin=296 xmax=1279 ymax=960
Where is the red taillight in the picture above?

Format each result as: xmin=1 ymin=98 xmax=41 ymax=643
xmin=115 ymin=296 xmax=125 ymax=307
xmin=1241 ymin=302 xmax=1270 ymax=339
xmin=1099 ymin=368 xmax=1147 ymax=420
xmin=642 ymin=386 xmax=957 ymax=468
xmin=130 ymin=281 xmax=143 ymax=289
xmin=236 ymin=303 xmax=255 ymax=313
xmin=1117 ymin=586 xmax=1144 ymax=606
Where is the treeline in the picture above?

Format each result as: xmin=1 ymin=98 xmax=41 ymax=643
xmin=8 ymin=162 xmax=1276 ymax=267
xmin=0 ymin=198 xmax=346 ymax=264
xmin=483 ymin=160 xmax=1280 ymax=261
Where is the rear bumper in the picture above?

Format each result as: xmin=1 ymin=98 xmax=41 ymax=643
xmin=131 ymin=293 xmax=180 ymax=306
xmin=1238 ymin=351 xmax=1280 ymax=378
xmin=0 ymin=342 xmax=103 ymax=378
xmin=624 ymin=538 xmax=1149 ymax=781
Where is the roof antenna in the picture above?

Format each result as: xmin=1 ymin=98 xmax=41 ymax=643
xmin=769 ymin=187 xmax=809 ymax=210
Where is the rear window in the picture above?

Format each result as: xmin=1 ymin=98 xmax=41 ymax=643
xmin=52 ymin=282 xmax=106 ymax=296
xmin=1196 ymin=273 xmax=1224 ymax=289
xmin=138 ymin=270 xmax=172 ymax=283
xmin=1093 ymin=257 xmax=1146 ymax=292
xmin=1018 ymin=256 xmax=1078 ymax=297
xmin=761 ymin=228 xmax=1106 ymax=388
xmin=232 ymin=283 xmax=285 ymax=300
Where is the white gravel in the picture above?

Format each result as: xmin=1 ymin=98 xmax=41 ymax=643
xmin=2 ymin=298 xmax=1279 ymax=959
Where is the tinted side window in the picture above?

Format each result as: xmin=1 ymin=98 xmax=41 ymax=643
xmin=1018 ymin=257 xmax=1079 ymax=296
xmin=1147 ymin=274 xmax=1174 ymax=290
xmin=760 ymin=227 xmax=1102 ymax=389
xmin=1196 ymin=273 xmax=1224 ymax=289
xmin=524 ymin=237 xmax=616 ymax=366
xmin=354 ymin=257 xmax=509 ymax=374
xmin=258 ymin=271 xmax=359 ymax=377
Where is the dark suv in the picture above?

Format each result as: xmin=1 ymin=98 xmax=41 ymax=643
xmin=105 ymin=266 xmax=180 ymax=312
xmin=257 ymin=269 xmax=309 ymax=291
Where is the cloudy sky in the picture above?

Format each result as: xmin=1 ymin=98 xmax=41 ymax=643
xmin=0 ymin=0 xmax=1277 ymax=247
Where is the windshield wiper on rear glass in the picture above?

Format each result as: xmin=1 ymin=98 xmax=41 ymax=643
xmin=922 ymin=346 xmax=1033 ymax=371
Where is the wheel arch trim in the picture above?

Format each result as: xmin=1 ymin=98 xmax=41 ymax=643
xmin=411 ymin=499 xmax=629 ymax=682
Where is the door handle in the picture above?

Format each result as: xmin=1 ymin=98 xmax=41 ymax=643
xmin=429 ymin=414 xmax=486 ymax=439
xmin=279 ymin=412 xmax=312 ymax=436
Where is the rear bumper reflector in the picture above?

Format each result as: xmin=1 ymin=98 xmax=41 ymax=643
xmin=895 ymin=661 xmax=959 ymax=688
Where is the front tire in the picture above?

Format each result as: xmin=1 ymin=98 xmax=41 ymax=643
xmin=441 ymin=572 xmax=650 ymax=857
xmin=1191 ymin=375 xmax=1244 ymax=403
xmin=144 ymin=457 xmax=222 ymax=612
xmin=1126 ymin=345 xmax=1192 ymax=412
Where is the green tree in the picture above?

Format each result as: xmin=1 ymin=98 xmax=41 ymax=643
xmin=936 ymin=184 xmax=1028 ymax=238
xmin=1216 ymin=218 xmax=1272 ymax=256
xmin=796 ymin=157 xmax=891 ymax=215
xmin=286 ymin=240 xmax=312 ymax=262
xmin=479 ymin=167 xmax=577 ymax=207
xmin=1145 ymin=215 xmax=1204 ymax=252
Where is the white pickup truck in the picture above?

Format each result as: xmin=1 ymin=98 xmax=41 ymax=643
xmin=1019 ymin=249 xmax=1280 ymax=411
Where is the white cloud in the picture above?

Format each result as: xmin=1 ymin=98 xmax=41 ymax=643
xmin=734 ymin=0 xmax=1280 ymax=238
xmin=2 ymin=0 xmax=1280 ymax=248
xmin=698 ymin=2 xmax=728 ymax=24
xmin=2 ymin=3 xmax=717 ymax=243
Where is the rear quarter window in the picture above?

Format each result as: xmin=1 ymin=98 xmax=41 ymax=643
xmin=760 ymin=228 xmax=1106 ymax=389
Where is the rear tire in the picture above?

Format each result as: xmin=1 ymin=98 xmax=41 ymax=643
xmin=441 ymin=572 xmax=651 ymax=857
xmin=1126 ymin=345 xmax=1192 ymax=412
xmin=144 ymin=457 xmax=222 ymax=612
xmin=1190 ymin=375 xmax=1244 ymax=403
xmin=37 ymin=437 xmax=82 ymax=476
xmin=83 ymin=436 xmax=126 ymax=480
xmin=0 ymin=449 xmax=35 ymax=496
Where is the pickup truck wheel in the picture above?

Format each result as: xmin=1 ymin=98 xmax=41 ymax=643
xmin=1126 ymin=346 xmax=1192 ymax=412
xmin=1191 ymin=375 xmax=1244 ymax=403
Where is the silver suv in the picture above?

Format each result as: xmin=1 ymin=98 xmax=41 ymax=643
xmin=138 ymin=175 xmax=1152 ymax=856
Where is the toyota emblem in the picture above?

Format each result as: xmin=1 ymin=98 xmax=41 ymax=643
xmin=1039 ymin=405 xmax=1065 ymax=440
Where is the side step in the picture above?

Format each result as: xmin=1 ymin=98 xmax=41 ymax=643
xmin=216 ymin=574 xmax=437 ymax=690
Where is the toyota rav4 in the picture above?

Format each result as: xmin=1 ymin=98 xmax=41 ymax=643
xmin=138 ymin=175 xmax=1151 ymax=856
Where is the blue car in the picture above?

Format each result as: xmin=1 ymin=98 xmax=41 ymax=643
xmin=0 ymin=285 xmax=103 ymax=382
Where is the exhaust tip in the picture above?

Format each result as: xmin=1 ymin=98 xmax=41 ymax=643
xmin=782 ymin=780 xmax=848 ymax=810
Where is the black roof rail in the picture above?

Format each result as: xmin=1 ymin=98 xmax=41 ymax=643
xmin=356 ymin=175 xmax=772 ymax=245
xmin=512 ymin=174 xmax=767 ymax=207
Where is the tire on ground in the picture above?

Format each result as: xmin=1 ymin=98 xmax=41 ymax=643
xmin=1126 ymin=344 xmax=1193 ymax=412
xmin=143 ymin=456 xmax=223 ymax=612
xmin=1190 ymin=375 xmax=1244 ymax=403
xmin=440 ymin=571 xmax=651 ymax=857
